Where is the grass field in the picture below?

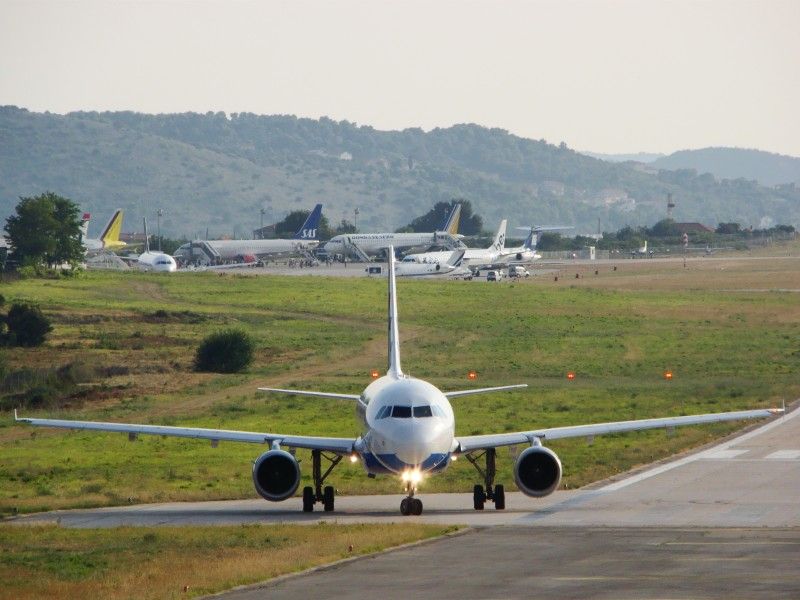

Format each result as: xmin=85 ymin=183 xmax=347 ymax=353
xmin=2 ymin=252 xmax=800 ymax=515
xmin=0 ymin=522 xmax=455 ymax=599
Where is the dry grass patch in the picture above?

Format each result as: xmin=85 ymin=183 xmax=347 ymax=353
xmin=0 ymin=523 xmax=456 ymax=599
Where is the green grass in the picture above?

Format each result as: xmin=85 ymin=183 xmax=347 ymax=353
xmin=0 ymin=523 xmax=455 ymax=599
xmin=1 ymin=268 xmax=799 ymax=514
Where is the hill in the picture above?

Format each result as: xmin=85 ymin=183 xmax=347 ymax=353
xmin=652 ymin=147 xmax=800 ymax=187
xmin=1 ymin=106 xmax=798 ymax=237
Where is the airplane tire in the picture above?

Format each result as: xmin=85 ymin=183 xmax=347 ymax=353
xmin=494 ymin=484 xmax=505 ymax=510
xmin=302 ymin=486 xmax=314 ymax=512
xmin=400 ymin=497 xmax=411 ymax=516
xmin=473 ymin=484 xmax=486 ymax=510
xmin=411 ymin=498 xmax=423 ymax=515
xmin=323 ymin=485 xmax=335 ymax=512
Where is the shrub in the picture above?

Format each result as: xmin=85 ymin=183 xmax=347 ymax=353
xmin=5 ymin=302 xmax=53 ymax=347
xmin=194 ymin=329 xmax=255 ymax=373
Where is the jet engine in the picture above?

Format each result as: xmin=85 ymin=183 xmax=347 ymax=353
xmin=513 ymin=444 xmax=562 ymax=497
xmin=252 ymin=449 xmax=301 ymax=502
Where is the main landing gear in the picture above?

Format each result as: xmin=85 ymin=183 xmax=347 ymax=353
xmin=465 ymin=448 xmax=505 ymax=510
xmin=400 ymin=480 xmax=423 ymax=516
xmin=302 ymin=449 xmax=342 ymax=512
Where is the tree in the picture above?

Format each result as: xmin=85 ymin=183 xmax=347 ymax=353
xmin=716 ymin=222 xmax=741 ymax=235
xmin=4 ymin=302 xmax=53 ymax=347
xmin=194 ymin=329 xmax=255 ymax=373
xmin=402 ymin=199 xmax=484 ymax=235
xmin=5 ymin=193 xmax=84 ymax=267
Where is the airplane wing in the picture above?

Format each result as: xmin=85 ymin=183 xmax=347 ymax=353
xmin=455 ymin=407 xmax=783 ymax=453
xmin=444 ymin=384 xmax=528 ymax=398
xmin=14 ymin=410 xmax=357 ymax=454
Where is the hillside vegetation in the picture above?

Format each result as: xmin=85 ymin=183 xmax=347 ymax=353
xmin=2 ymin=106 xmax=799 ymax=237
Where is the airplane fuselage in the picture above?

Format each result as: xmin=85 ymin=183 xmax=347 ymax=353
xmin=356 ymin=375 xmax=455 ymax=476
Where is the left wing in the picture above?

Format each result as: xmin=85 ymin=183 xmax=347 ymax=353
xmin=14 ymin=410 xmax=356 ymax=454
xmin=456 ymin=407 xmax=783 ymax=453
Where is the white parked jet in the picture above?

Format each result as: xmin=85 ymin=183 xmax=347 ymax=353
xmin=394 ymin=249 xmax=469 ymax=278
xmin=495 ymin=225 xmax=573 ymax=264
xmin=174 ymin=204 xmax=323 ymax=265
xmin=15 ymin=247 xmax=783 ymax=515
xmin=402 ymin=220 xmax=507 ymax=270
xmin=323 ymin=203 xmax=463 ymax=260
xmin=121 ymin=218 xmax=177 ymax=272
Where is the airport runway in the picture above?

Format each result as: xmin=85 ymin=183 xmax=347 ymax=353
xmin=10 ymin=406 xmax=800 ymax=598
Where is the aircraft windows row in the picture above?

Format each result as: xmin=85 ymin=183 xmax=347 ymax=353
xmin=375 ymin=405 xmax=446 ymax=419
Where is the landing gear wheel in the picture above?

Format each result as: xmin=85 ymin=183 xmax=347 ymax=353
xmin=302 ymin=486 xmax=314 ymax=512
xmin=323 ymin=485 xmax=335 ymax=512
xmin=473 ymin=484 xmax=486 ymax=510
xmin=410 ymin=498 xmax=423 ymax=515
xmin=400 ymin=497 xmax=411 ymax=516
xmin=494 ymin=484 xmax=505 ymax=510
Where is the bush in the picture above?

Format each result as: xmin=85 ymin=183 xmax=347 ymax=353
xmin=4 ymin=302 xmax=53 ymax=347
xmin=194 ymin=329 xmax=255 ymax=373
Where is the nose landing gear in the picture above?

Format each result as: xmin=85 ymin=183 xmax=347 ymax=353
xmin=400 ymin=481 xmax=423 ymax=516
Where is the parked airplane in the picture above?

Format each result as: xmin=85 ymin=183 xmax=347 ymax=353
xmin=495 ymin=225 xmax=573 ymax=264
xmin=174 ymin=204 xmax=323 ymax=265
xmin=15 ymin=246 xmax=783 ymax=515
xmin=322 ymin=203 xmax=463 ymax=261
xmin=82 ymin=209 xmax=126 ymax=252
xmin=395 ymin=249 xmax=469 ymax=278
xmin=402 ymin=220 xmax=507 ymax=269
xmin=121 ymin=218 xmax=177 ymax=272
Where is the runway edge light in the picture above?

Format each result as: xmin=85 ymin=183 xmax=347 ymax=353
xmin=664 ymin=370 xmax=673 ymax=380
xmin=567 ymin=371 xmax=576 ymax=380
xmin=468 ymin=370 xmax=477 ymax=380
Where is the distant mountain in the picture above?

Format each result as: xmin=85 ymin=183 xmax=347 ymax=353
xmin=652 ymin=147 xmax=800 ymax=187
xmin=1 ymin=107 xmax=798 ymax=237
xmin=581 ymin=151 xmax=664 ymax=164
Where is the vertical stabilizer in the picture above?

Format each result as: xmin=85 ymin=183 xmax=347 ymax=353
xmin=387 ymin=246 xmax=403 ymax=377
xmin=492 ymin=220 xmax=508 ymax=251
xmin=143 ymin=218 xmax=150 ymax=253
xmin=293 ymin=204 xmax=323 ymax=240
xmin=80 ymin=213 xmax=91 ymax=241
xmin=100 ymin=209 xmax=124 ymax=248
xmin=440 ymin=202 xmax=462 ymax=235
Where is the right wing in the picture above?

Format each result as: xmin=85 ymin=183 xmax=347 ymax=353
xmin=456 ymin=407 xmax=783 ymax=453
xmin=14 ymin=410 xmax=356 ymax=454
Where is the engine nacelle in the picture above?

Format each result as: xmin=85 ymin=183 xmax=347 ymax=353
xmin=514 ymin=444 xmax=562 ymax=498
xmin=252 ymin=449 xmax=301 ymax=502
xmin=515 ymin=252 xmax=523 ymax=261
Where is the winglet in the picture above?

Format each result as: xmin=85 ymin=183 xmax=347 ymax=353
xmin=387 ymin=245 xmax=403 ymax=377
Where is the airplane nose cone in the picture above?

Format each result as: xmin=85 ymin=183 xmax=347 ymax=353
xmin=391 ymin=421 xmax=449 ymax=467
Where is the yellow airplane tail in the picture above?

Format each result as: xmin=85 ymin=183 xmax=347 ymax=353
xmin=100 ymin=209 xmax=126 ymax=249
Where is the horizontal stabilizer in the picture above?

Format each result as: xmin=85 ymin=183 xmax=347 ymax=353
xmin=258 ymin=387 xmax=361 ymax=401
xmin=444 ymin=384 xmax=528 ymax=398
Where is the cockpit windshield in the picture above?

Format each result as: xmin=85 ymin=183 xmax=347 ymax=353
xmin=376 ymin=404 xmax=443 ymax=419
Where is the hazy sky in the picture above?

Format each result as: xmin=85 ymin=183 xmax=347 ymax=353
xmin=2 ymin=0 xmax=798 ymax=156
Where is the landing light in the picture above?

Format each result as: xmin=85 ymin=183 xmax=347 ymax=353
xmin=401 ymin=469 xmax=423 ymax=485
xmin=468 ymin=370 xmax=478 ymax=380
xmin=349 ymin=454 xmax=359 ymax=463
xmin=371 ymin=369 xmax=379 ymax=379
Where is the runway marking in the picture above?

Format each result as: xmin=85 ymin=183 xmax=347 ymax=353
xmin=702 ymin=449 xmax=749 ymax=459
xmin=765 ymin=450 xmax=800 ymax=459
xmin=599 ymin=404 xmax=799 ymax=492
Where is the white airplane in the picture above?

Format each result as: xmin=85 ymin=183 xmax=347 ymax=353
xmin=121 ymin=218 xmax=177 ymax=272
xmin=174 ymin=204 xmax=323 ymax=265
xmin=631 ymin=240 xmax=651 ymax=257
xmin=82 ymin=209 xmax=127 ymax=253
xmin=14 ymin=246 xmax=783 ymax=515
xmin=495 ymin=225 xmax=574 ymax=264
xmin=402 ymin=220 xmax=507 ymax=269
xmin=394 ymin=249 xmax=469 ymax=278
xmin=322 ymin=203 xmax=463 ymax=260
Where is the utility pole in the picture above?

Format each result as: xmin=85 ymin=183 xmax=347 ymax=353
xmin=260 ymin=208 xmax=265 ymax=238
xmin=354 ymin=207 xmax=359 ymax=231
xmin=157 ymin=208 xmax=163 ymax=251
